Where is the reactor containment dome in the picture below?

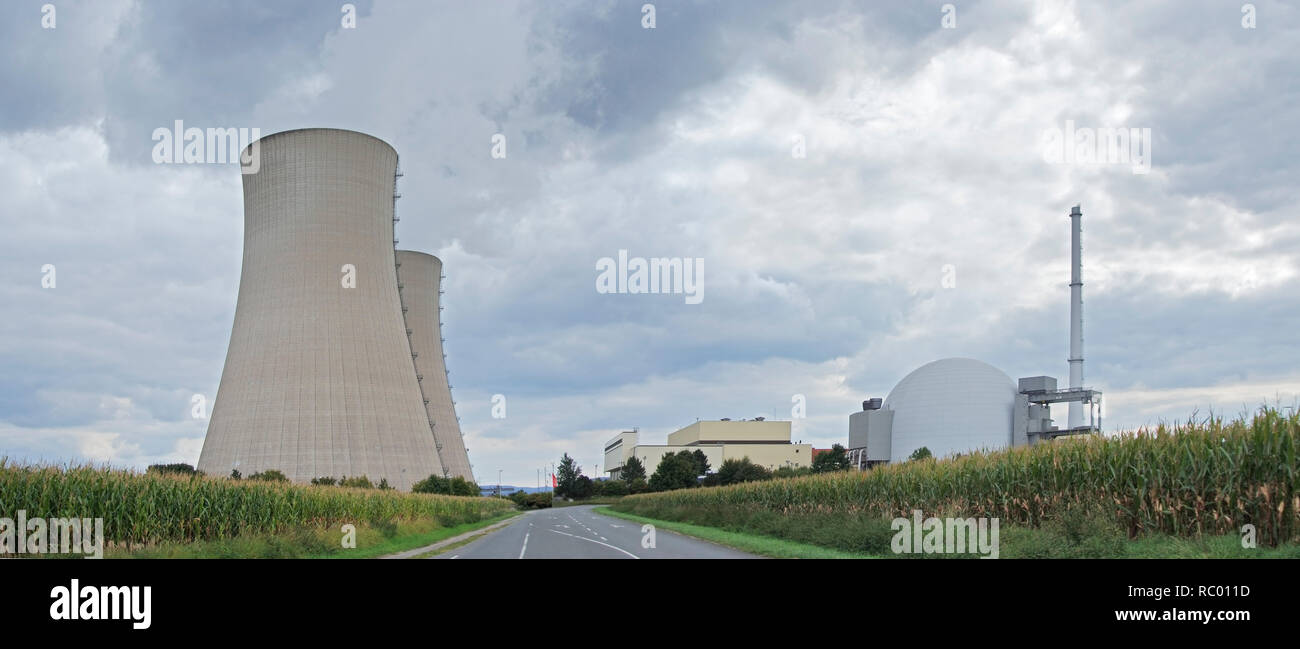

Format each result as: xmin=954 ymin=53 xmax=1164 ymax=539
xmin=881 ymin=357 xmax=1017 ymax=462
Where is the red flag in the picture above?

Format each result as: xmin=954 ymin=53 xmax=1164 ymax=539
xmin=551 ymin=473 xmax=557 ymax=488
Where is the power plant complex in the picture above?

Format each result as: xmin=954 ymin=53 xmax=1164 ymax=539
xmin=196 ymin=127 xmax=1095 ymax=487
xmin=846 ymin=205 xmax=1101 ymax=468
xmin=598 ymin=205 xmax=1104 ymax=476
xmin=197 ymin=128 xmax=472 ymax=490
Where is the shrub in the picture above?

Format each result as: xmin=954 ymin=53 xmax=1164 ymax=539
xmin=450 ymin=477 xmax=480 ymax=497
xmin=413 ymin=475 xmax=481 ymax=496
xmin=147 ymin=463 xmax=198 ymax=476
xmin=247 ymin=469 xmax=289 ymax=482
xmin=508 ymin=491 xmax=552 ymax=509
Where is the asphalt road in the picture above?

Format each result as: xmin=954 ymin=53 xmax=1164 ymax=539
xmin=435 ymin=505 xmax=757 ymax=559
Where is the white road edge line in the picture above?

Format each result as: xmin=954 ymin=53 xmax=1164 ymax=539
xmin=548 ymin=529 xmax=640 ymax=559
xmin=449 ymin=555 xmax=459 ymax=560
xmin=519 ymin=531 xmax=530 ymax=559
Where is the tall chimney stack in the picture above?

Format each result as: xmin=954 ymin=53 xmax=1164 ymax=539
xmin=1067 ymin=204 xmax=1084 ymax=429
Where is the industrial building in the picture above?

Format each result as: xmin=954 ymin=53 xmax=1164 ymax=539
xmin=604 ymin=420 xmax=813 ymax=479
xmin=846 ymin=205 xmax=1101 ymax=468
xmin=197 ymin=128 xmax=472 ymax=489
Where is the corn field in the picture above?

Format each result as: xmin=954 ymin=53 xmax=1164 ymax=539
xmin=0 ymin=462 xmax=514 ymax=548
xmin=616 ymin=408 xmax=1300 ymax=546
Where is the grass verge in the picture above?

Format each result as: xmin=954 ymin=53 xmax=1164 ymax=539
xmin=594 ymin=506 xmax=876 ymax=558
xmin=115 ymin=510 xmax=521 ymax=559
xmin=603 ymin=503 xmax=1300 ymax=559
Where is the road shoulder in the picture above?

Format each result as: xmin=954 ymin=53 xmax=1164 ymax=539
xmin=593 ymin=506 xmax=876 ymax=559
xmin=381 ymin=511 xmax=525 ymax=559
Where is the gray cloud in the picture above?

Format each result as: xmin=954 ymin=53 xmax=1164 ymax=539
xmin=2 ymin=0 xmax=1297 ymax=483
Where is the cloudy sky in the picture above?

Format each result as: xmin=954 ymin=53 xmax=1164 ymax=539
xmin=2 ymin=0 xmax=1297 ymax=485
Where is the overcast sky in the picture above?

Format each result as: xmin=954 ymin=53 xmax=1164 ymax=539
xmin=2 ymin=0 xmax=1297 ymax=485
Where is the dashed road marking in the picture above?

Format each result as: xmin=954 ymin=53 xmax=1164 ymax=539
xmin=547 ymin=529 xmax=639 ymax=559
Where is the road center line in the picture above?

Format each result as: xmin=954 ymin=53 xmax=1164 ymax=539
xmin=547 ymin=529 xmax=640 ymax=559
xmin=519 ymin=531 xmax=530 ymax=559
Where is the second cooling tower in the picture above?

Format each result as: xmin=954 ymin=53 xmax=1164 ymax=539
xmin=198 ymin=129 xmax=444 ymax=490
xmin=396 ymin=251 xmax=474 ymax=481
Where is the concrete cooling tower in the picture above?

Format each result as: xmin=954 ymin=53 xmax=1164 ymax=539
xmin=396 ymin=250 xmax=474 ymax=481
xmin=198 ymin=128 xmax=445 ymax=490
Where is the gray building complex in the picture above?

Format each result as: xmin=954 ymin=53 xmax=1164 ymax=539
xmin=198 ymin=128 xmax=472 ymax=490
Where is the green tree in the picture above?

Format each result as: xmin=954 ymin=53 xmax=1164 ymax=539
xmin=649 ymin=452 xmax=698 ymax=491
xmin=691 ymin=449 xmax=711 ymax=476
xmin=412 ymin=474 xmax=451 ymax=494
xmin=601 ymin=479 xmax=629 ymax=496
xmin=619 ymin=456 xmax=646 ymax=483
xmin=450 ymin=476 xmax=480 ymax=496
xmin=812 ymin=444 xmax=852 ymax=473
xmin=716 ymin=457 xmax=772 ymax=485
xmin=556 ymin=453 xmax=582 ymax=498
xmin=573 ymin=475 xmax=594 ymax=499
xmin=909 ymin=446 xmax=933 ymax=461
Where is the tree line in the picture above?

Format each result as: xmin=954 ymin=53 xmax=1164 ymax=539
xmin=552 ymin=443 xmax=855 ymax=499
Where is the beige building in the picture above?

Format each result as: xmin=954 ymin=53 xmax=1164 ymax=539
xmin=604 ymin=420 xmax=813 ymax=479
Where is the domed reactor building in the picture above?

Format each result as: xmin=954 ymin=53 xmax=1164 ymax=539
xmin=846 ymin=206 xmax=1103 ymax=468
xmin=198 ymin=129 xmax=473 ymax=489
xmin=877 ymin=358 xmax=1018 ymax=463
